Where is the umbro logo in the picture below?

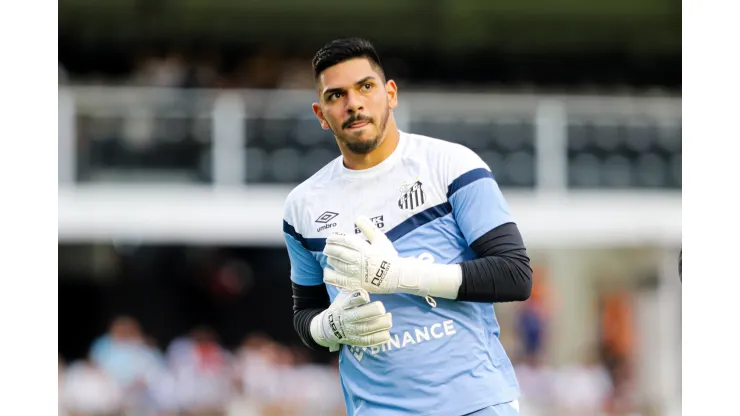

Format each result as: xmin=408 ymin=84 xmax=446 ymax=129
xmin=315 ymin=211 xmax=339 ymax=232
xmin=398 ymin=180 xmax=425 ymax=211
xmin=315 ymin=211 xmax=339 ymax=223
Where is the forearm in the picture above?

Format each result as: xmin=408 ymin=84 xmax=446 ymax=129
xmin=457 ymin=223 xmax=533 ymax=302
xmin=292 ymin=283 xmax=330 ymax=350
xmin=418 ymin=223 xmax=532 ymax=303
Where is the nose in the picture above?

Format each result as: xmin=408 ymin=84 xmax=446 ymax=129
xmin=345 ymin=89 xmax=364 ymax=113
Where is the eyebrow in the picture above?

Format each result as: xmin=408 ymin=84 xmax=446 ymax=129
xmin=323 ymin=76 xmax=377 ymax=99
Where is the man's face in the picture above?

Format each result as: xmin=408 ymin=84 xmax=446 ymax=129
xmin=312 ymin=58 xmax=398 ymax=155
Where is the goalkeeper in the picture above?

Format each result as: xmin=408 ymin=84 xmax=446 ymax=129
xmin=283 ymin=38 xmax=532 ymax=416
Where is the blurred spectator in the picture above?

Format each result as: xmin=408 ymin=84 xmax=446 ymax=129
xmin=235 ymin=332 xmax=303 ymax=411
xmin=600 ymin=290 xmax=636 ymax=376
xmin=132 ymin=52 xmax=188 ymax=88
xmin=166 ymin=326 xmax=237 ymax=414
xmin=90 ymin=316 xmax=161 ymax=385
xmin=517 ymin=305 xmax=545 ymax=358
xmin=604 ymin=358 xmax=643 ymax=415
xmin=89 ymin=315 xmax=165 ymax=411
xmin=514 ymin=354 xmax=556 ymax=415
xmin=552 ymin=349 xmax=613 ymax=415
xmin=515 ymin=267 xmax=555 ymax=358
xmin=232 ymin=333 xmax=345 ymax=415
xmin=59 ymin=357 xmax=123 ymax=415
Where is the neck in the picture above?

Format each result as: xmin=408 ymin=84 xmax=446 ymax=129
xmin=341 ymin=123 xmax=400 ymax=171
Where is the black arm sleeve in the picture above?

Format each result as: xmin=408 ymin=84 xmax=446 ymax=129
xmin=292 ymin=282 xmax=331 ymax=351
xmin=457 ymin=222 xmax=533 ymax=303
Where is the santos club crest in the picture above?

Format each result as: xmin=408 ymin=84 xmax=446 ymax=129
xmin=398 ymin=180 xmax=426 ymax=211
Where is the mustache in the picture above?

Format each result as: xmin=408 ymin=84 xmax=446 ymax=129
xmin=342 ymin=114 xmax=373 ymax=129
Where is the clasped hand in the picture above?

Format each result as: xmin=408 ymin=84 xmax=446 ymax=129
xmin=322 ymin=216 xmax=430 ymax=297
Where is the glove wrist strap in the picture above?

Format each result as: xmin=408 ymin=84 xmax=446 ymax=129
xmin=311 ymin=311 xmax=340 ymax=351
xmin=398 ymin=261 xmax=462 ymax=300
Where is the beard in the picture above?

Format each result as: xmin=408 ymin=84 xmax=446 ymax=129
xmin=334 ymin=106 xmax=391 ymax=155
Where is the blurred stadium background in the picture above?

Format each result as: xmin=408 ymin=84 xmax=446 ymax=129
xmin=58 ymin=1 xmax=681 ymax=415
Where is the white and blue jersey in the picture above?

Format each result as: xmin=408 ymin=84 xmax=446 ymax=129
xmin=283 ymin=132 xmax=520 ymax=416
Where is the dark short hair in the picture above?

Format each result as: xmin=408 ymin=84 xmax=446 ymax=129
xmin=312 ymin=38 xmax=385 ymax=80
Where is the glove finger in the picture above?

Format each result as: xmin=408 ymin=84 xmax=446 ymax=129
xmin=355 ymin=215 xmax=394 ymax=248
xmin=357 ymin=330 xmax=391 ymax=347
xmin=323 ymin=243 xmax=362 ymax=265
xmin=345 ymin=301 xmax=386 ymax=321
xmin=325 ymin=232 xmax=369 ymax=250
xmin=340 ymin=289 xmax=371 ymax=309
xmin=324 ymin=268 xmax=353 ymax=289
xmin=354 ymin=215 xmax=380 ymax=243
xmin=348 ymin=312 xmax=392 ymax=336
xmin=327 ymin=256 xmax=359 ymax=276
xmin=325 ymin=232 xmax=350 ymax=245
xmin=332 ymin=287 xmax=360 ymax=304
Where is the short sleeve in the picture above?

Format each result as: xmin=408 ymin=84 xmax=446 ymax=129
xmin=284 ymin=197 xmax=324 ymax=286
xmin=445 ymin=145 xmax=514 ymax=245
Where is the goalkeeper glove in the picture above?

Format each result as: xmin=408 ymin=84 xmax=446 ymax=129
xmin=310 ymin=288 xmax=392 ymax=352
xmin=322 ymin=216 xmax=462 ymax=307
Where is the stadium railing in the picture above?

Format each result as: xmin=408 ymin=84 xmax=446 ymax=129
xmin=58 ymin=86 xmax=681 ymax=247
